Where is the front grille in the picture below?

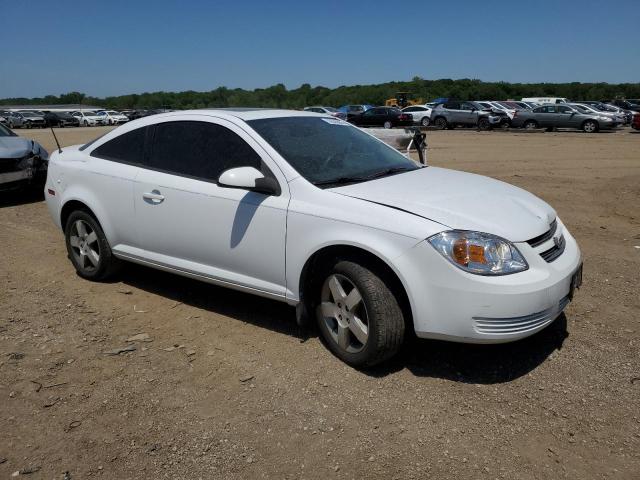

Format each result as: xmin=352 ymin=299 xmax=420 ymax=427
xmin=540 ymin=235 xmax=565 ymax=262
xmin=527 ymin=219 xmax=557 ymax=247
xmin=473 ymin=294 xmax=570 ymax=335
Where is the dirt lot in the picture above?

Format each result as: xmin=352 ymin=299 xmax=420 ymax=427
xmin=1 ymin=126 xmax=639 ymax=479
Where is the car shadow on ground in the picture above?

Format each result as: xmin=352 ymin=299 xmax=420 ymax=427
xmin=118 ymin=263 xmax=300 ymax=338
xmin=370 ymin=315 xmax=569 ymax=383
xmin=118 ymin=263 xmax=568 ymax=384
xmin=0 ymin=186 xmax=44 ymax=208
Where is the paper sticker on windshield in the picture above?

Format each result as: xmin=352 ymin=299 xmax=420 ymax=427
xmin=321 ymin=118 xmax=348 ymax=125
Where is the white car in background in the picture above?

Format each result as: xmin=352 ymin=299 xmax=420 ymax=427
xmin=96 ymin=110 xmax=129 ymax=125
xmin=402 ymin=105 xmax=433 ymax=126
xmin=70 ymin=111 xmax=106 ymax=127
xmin=44 ymin=109 xmax=582 ymax=367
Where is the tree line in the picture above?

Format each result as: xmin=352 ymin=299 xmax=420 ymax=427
xmin=2 ymin=77 xmax=639 ymax=110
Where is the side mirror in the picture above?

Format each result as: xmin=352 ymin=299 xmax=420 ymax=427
xmin=218 ymin=166 xmax=279 ymax=195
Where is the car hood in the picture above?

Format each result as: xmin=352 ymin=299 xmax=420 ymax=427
xmin=0 ymin=137 xmax=36 ymax=159
xmin=331 ymin=166 xmax=556 ymax=242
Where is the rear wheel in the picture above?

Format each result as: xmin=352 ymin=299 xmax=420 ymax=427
xmin=434 ymin=117 xmax=448 ymax=130
xmin=420 ymin=116 xmax=430 ymax=127
xmin=383 ymin=120 xmax=392 ymax=129
xmin=523 ymin=120 xmax=538 ymax=130
xmin=582 ymin=120 xmax=599 ymax=133
xmin=315 ymin=260 xmax=405 ymax=368
xmin=64 ymin=210 xmax=120 ymax=281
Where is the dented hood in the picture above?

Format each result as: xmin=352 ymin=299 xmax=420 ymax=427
xmin=331 ymin=166 xmax=556 ymax=242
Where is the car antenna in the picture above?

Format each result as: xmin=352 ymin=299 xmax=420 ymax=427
xmin=50 ymin=126 xmax=62 ymax=153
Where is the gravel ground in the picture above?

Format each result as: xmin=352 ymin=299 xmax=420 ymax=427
xmin=0 ymin=126 xmax=639 ymax=479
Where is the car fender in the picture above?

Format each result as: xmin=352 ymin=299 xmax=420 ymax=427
xmin=58 ymin=183 xmax=116 ymax=241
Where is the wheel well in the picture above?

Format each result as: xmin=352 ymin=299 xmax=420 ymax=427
xmin=60 ymin=200 xmax=97 ymax=231
xmin=434 ymin=115 xmax=447 ymax=122
xmin=582 ymin=119 xmax=598 ymax=127
xmin=299 ymin=245 xmax=413 ymax=330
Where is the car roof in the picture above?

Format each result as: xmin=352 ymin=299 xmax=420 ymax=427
xmin=152 ymin=108 xmax=324 ymax=122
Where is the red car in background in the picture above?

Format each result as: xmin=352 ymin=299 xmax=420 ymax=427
xmin=632 ymin=113 xmax=640 ymax=130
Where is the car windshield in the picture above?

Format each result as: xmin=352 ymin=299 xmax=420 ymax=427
xmin=572 ymin=105 xmax=590 ymax=112
xmin=0 ymin=123 xmax=17 ymax=137
xmin=248 ymin=116 xmax=420 ymax=187
xmin=324 ymin=107 xmax=338 ymax=112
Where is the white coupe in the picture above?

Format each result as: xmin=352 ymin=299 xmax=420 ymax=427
xmin=44 ymin=109 xmax=582 ymax=367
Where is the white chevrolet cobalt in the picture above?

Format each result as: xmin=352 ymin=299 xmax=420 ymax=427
xmin=44 ymin=109 xmax=582 ymax=367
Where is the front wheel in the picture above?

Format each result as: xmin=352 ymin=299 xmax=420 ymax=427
xmin=477 ymin=118 xmax=490 ymax=131
xmin=420 ymin=116 xmax=430 ymax=127
xmin=383 ymin=120 xmax=392 ymax=129
xmin=64 ymin=210 xmax=121 ymax=281
xmin=582 ymin=120 xmax=599 ymax=133
xmin=315 ymin=260 xmax=405 ymax=367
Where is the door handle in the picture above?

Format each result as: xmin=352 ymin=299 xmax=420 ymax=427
xmin=142 ymin=190 xmax=165 ymax=203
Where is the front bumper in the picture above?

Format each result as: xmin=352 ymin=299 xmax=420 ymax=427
xmin=0 ymin=156 xmax=47 ymax=189
xmin=396 ymin=219 xmax=582 ymax=343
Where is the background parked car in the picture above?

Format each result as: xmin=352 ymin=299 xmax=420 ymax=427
xmin=6 ymin=111 xmax=46 ymax=129
xmin=0 ymin=122 xmax=48 ymax=191
xmin=44 ymin=111 xmax=80 ymax=128
xmin=0 ymin=111 xmax=8 ymax=125
xmin=70 ymin=110 xmax=106 ymax=126
xmin=338 ymin=104 xmax=375 ymax=120
xmin=303 ymin=106 xmax=347 ymax=120
xmin=511 ymin=104 xmax=615 ymax=132
xmin=348 ymin=106 xmax=413 ymax=129
xmin=430 ymin=101 xmax=502 ymax=130
xmin=632 ymin=113 xmax=640 ymax=130
xmin=96 ymin=110 xmax=129 ymax=125
xmin=569 ymin=103 xmax=625 ymax=125
xmin=607 ymin=99 xmax=640 ymax=112
xmin=401 ymin=105 xmax=433 ymax=126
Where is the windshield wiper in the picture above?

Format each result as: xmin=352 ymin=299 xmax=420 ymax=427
xmin=313 ymin=166 xmax=418 ymax=187
xmin=361 ymin=166 xmax=417 ymax=180
xmin=313 ymin=176 xmax=368 ymax=187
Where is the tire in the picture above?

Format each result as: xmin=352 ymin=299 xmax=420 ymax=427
xmin=64 ymin=210 xmax=121 ymax=281
xmin=477 ymin=117 xmax=490 ymax=131
xmin=434 ymin=117 xmax=448 ymax=130
xmin=8 ymin=121 xmax=13 ymax=129
xmin=25 ymin=121 xmax=31 ymax=129
xmin=523 ymin=120 xmax=538 ymax=130
xmin=315 ymin=260 xmax=405 ymax=367
xmin=83 ymin=120 xmax=88 ymax=127
xmin=383 ymin=120 xmax=392 ymax=129
xmin=420 ymin=116 xmax=430 ymax=127
xmin=582 ymin=120 xmax=599 ymax=133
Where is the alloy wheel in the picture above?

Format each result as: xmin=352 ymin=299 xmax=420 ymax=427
xmin=421 ymin=117 xmax=430 ymax=126
xmin=69 ymin=219 xmax=100 ymax=272
xmin=317 ymin=274 xmax=369 ymax=353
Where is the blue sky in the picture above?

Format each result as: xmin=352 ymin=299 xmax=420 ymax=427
xmin=1 ymin=0 xmax=638 ymax=98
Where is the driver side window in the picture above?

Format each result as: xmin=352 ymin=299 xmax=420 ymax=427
xmin=146 ymin=121 xmax=262 ymax=183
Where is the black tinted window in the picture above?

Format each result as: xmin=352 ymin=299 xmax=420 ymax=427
xmin=91 ymin=127 xmax=148 ymax=163
xmin=147 ymin=121 xmax=261 ymax=182
xmin=443 ymin=102 xmax=460 ymax=109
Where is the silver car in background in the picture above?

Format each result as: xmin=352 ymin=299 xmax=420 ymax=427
xmin=569 ymin=103 xmax=625 ymax=125
xmin=511 ymin=104 xmax=616 ymax=132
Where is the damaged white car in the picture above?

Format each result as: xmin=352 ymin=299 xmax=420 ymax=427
xmin=0 ymin=123 xmax=48 ymax=191
xmin=44 ymin=109 xmax=582 ymax=367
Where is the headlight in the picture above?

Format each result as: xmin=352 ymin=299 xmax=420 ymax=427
xmin=428 ymin=230 xmax=528 ymax=275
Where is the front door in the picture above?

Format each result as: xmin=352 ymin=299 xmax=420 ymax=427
xmin=134 ymin=117 xmax=289 ymax=298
